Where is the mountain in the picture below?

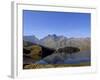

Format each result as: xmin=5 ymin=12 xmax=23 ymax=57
xmin=40 ymin=34 xmax=90 ymax=51
xmin=23 ymin=40 xmax=55 ymax=58
xmin=23 ymin=35 xmax=91 ymax=69
xmin=23 ymin=34 xmax=90 ymax=51
xmin=23 ymin=40 xmax=55 ymax=66
xmin=23 ymin=40 xmax=34 ymax=47
xmin=23 ymin=35 xmax=40 ymax=44
xmin=68 ymin=38 xmax=90 ymax=51
xmin=40 ymin=34 xmax=67 ymax=48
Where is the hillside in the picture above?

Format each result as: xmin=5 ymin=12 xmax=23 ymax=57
xmin=23 ymin=34 xmax=90 ymax=51
xmin=23 ymin=34 xmax=91 ymax=69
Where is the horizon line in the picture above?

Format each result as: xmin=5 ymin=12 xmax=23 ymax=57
xmin=23 ymin=34 xmax=90 ymax=39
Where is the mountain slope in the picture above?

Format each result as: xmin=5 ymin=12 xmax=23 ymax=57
xmin=40 ymin=34 xmax=90 ymax=51
xmin=23 ymin=35 xmax=40 ymax=44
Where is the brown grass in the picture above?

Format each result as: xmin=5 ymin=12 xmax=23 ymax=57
xmin=23 ymin=62 xmax=90 ymax=69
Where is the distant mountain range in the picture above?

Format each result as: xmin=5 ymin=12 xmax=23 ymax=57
xmin=23 ymin=35 xmax=40 ymax=44
xmin=23 ymin=34 xmax=90 ymax=51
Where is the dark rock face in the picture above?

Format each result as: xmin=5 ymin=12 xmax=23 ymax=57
xmin=57 ymin=47 xmax=80 ymax=54
xmin=41 ymin=46 xmax=55 ymax=58
xmin=23 ymin=40 xmax=55 ymax=58
xmin=23 ymin=48 xmax=30 ymax=54
xmin=23 ymin=42 xmax=55 ymax=66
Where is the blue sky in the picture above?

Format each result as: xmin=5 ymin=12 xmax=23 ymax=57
xmin=23 ymin=10 xmax=91 ymax=39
